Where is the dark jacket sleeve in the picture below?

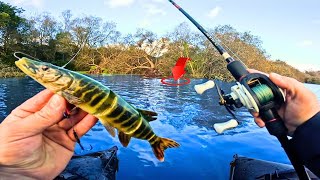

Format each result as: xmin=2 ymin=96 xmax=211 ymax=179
xmin=290 ymin=111 xmax=320 ymax=177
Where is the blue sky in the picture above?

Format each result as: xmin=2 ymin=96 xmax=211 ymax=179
xmin=3 ymin=0 xmax=320 ymax=71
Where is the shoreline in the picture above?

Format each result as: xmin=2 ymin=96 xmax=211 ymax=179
xmin=1 ymin=68 xmax=319 ymax=85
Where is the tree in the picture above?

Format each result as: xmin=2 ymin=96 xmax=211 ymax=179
xmin=68 ymin=15 xmax=121 ymax=70
xmin=0 ymin=1 xmax=26 ymax=65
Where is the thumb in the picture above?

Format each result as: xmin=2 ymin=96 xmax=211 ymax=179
xmin=23 ymin=94 xmax=67 ymax=132
xmin=269 ymin=72 xmax=295 ymax=91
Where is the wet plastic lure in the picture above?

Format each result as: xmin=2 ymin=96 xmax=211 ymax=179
xmin=15 ymin=57 xmax=180 ymax=161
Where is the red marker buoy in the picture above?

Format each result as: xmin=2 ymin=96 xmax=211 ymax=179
xmin=161 ymin=57 xmax=191 ymax=86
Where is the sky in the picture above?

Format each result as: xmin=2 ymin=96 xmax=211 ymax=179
xmin=3 ymin=0 xmax=320 ymax=71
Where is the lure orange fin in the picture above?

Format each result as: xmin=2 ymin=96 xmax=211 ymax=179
xmin=151 ymin=137 xmax=180 ymax=162
xmin=118 ymin=131 xmax=132 ymax=147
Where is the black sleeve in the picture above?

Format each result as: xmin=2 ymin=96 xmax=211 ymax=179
xmin=290 ymin=111 xmax=320 ymax=177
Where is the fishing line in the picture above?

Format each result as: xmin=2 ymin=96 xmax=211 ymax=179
xmin=209 ymin=34 xmax=244 ymax=65
xmin=220 ymin=42 xmax=245 ymax=67
xmin=251 ymin=84 xmax=274 ymax=105
xmin=61 ymin=31 xmax=90 ymax=68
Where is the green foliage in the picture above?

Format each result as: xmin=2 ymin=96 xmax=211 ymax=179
xmin=0 ymin=61 xmax=24 ymax=78
xmin=305 ymin=71 xmax=320 ymax=84
xmin=0 ymin=1 xmax=317 ymax=84
xmin=0 ymin=1 xmax=28 ymax=66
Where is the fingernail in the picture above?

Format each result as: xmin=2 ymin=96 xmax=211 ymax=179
xmin=270 ymin=72 xmax=280 ymax=78
xmin=270 ymin=72 xmax=283 ymax=81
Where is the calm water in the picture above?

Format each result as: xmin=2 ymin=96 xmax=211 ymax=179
xmin=1 ymin=76 xmax=319 ymax=179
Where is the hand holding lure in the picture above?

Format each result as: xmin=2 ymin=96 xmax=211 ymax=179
xmin=168 ymin=0 xmax=309 ymax=179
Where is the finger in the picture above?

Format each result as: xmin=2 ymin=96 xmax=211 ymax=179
xmin=11 ymin=89 xmax=54 ymax=118
xmin=269 ymin=73 xmax=297 ymax=92
xmin=250 ymin=111 xmax=265 ymax=127
xmin=43 ymin=125 xmax=76 ymax=152
xmin=250 ymin=111 xmax=259 ymax=118
xmin=21 ymin=94 xmax=67 ymax=133
xmin=58 ymin=109 xmax=89 ymax=130
xmin=67 ymin=115 xmax=98 ymax=141
xmin=247 ymin=69 xmax=269 ymax=76
xmin=254 ymin=117 xmax=265 ymax=128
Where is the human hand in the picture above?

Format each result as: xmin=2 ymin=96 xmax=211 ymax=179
xmin=248 ymin=69 xmax=320 ymax=134
xmin=0 ymin=89 xmax=98 ymax=179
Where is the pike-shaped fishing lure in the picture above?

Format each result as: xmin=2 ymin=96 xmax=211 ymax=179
xmin=15 ymin=57 xmax=179 ymax=161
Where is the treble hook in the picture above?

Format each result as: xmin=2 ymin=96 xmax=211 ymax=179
xmin=73 ymin=128 xmax=93 ymax=152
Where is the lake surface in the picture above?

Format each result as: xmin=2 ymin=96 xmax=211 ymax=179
xmin=1 ymin=76 xmax=319 ymax=180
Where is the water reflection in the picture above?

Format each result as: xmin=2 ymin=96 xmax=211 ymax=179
xmin=0 ymin=76 xmax=295 ymax=179
xmin=0 ymin=77 xmax=44 ymax=122
xmin=0 ymin=83 xmax=7 ymax=121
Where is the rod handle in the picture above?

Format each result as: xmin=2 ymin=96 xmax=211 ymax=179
xmin=260 ymin=108 xmax=287 ymax=137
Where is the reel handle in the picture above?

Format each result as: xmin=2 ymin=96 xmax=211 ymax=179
xmin=194 ymin=80 xmax=215 ymax=94
xmin=213 ymin=119 xmax=239 ymax=134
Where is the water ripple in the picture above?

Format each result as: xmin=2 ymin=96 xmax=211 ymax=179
xmin=0 ymin=83 xmax=7 ymax=121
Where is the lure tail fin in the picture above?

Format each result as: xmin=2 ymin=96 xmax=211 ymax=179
xmin=151 ymin=137 xmax=180 ymax=162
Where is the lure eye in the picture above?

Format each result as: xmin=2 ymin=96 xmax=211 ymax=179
xmin=42 ymin=66 xmax=49 ymax=71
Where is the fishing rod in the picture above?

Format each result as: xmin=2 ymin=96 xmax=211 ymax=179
xmin=168 ymin=0 xmax=310 ymax=179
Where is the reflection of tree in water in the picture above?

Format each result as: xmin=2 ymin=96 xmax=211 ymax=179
xmin=0 ymin=83 xmax=7 ymax=122
xmin=0 ymin=77 xmax=44 ymax=122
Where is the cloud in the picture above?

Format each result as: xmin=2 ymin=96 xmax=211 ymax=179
xmin=104 ymin=0 xmax=135 ymax=8
xmin=296 ymin=40 xmax=313 ymax=47
xmin=10 ymin=0 xmax=43 ymax=8
xmin=143 ymin=4 xmax=166 ymax=16
xmin=207 ymin=6 xmax=222 ymax=18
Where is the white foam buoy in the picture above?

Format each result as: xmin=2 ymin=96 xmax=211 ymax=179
xmin=213 ymin=119 xmax=239 ymax=134
xmin=194 ymin=80 xmax=215 ymax=95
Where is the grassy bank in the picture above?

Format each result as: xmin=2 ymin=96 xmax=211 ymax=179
xmin=0 ymin=67 xmax=121 ymax=78
xmin=0 ymin=63 xmax=25 ymax=78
